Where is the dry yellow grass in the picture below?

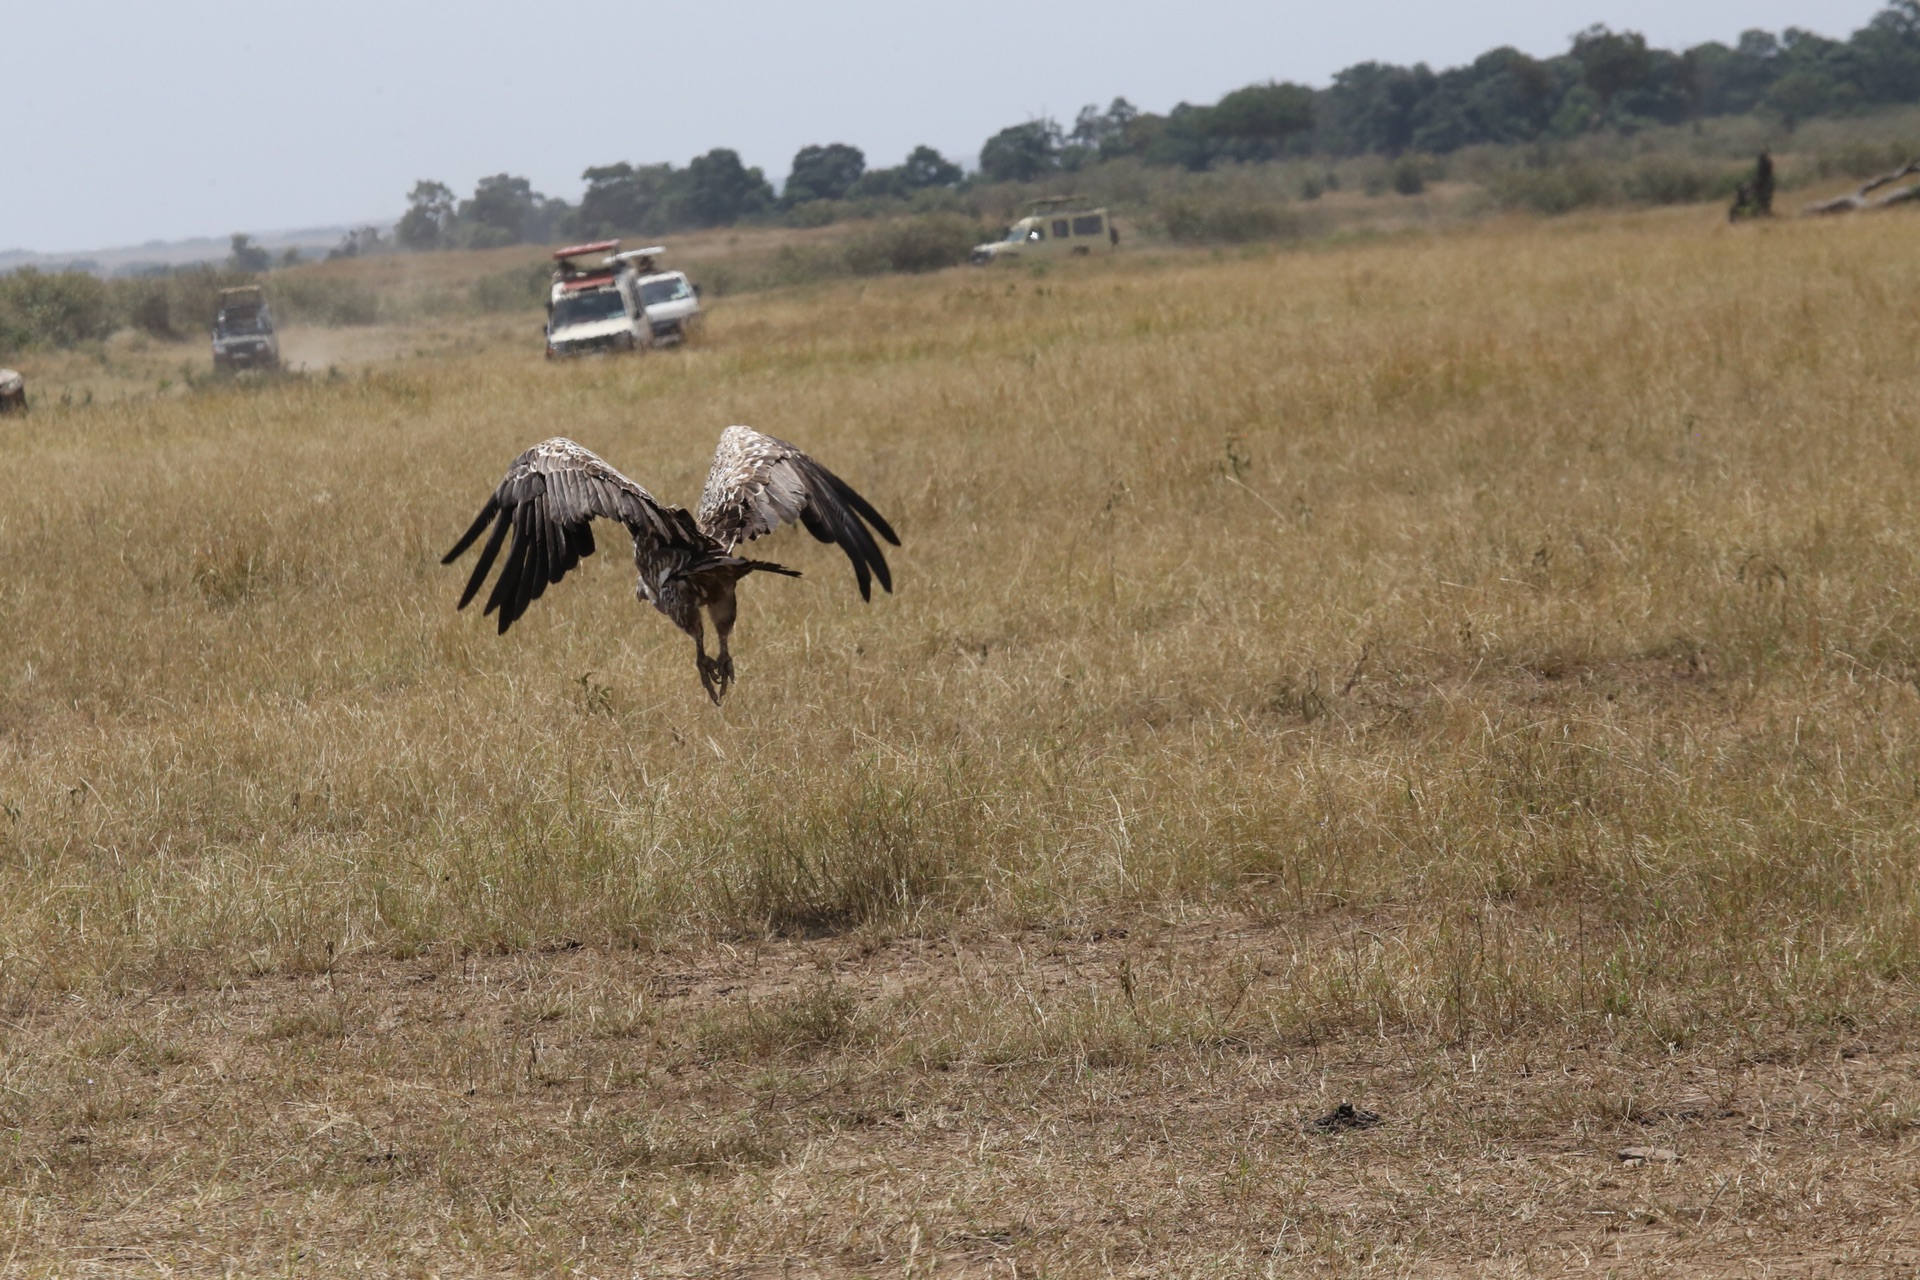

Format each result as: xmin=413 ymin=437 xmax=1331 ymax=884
xmin=6 ymin=205 xmax=1920 ymax=1273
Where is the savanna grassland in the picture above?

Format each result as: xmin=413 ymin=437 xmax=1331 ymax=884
xmin=6 ymin=207 xmax=1920 ymax=1276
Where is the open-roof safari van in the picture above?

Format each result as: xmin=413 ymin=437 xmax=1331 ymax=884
xmin=210 ymin=286 xmax=279 ymax=371
xmin=544 ymin=241 xmax=702 ymax=357
xmin=970 ymin=198 xmax=1117 ymax=265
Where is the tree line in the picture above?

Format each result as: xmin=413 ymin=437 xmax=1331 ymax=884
xmin=390 ymin=142 xmax=968 ymax=251
xmin=375 ymin=4 xmax=1920 ymax=250
xmin=975 ymin=3 xmax=1920 ymax=177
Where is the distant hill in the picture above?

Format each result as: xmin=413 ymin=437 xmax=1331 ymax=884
xmin=0 ymin=223 xmax=392 ymax=277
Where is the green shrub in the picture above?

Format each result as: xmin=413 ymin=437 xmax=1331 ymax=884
xmin=113 ymin=265 xmax=254 ymax=340
xmin=1485 ymin=164 xmax=1616 ymax=215
xmin=842 ymin=214 xmax=982 ymax=275
xmin=1621 ymin=156 xmax=1738 ymax=206
xmin=1392 ymin=157 xmax=1427 ymax=196
xmin=0 ymin=269 xmax=116 ymax=352
xmin=118 ymin=279 xmax=177 ymax=338
xmin=1158 ymin=195 xmax=1300 ymax=244
xmin=783 ymin=200 xmax=840 ymax=229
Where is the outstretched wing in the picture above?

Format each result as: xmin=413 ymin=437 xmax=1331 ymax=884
xmin=695 ymin=425 xmax=900 ymax=600
xmin=442 ymin=437 xmax=701 ymax=634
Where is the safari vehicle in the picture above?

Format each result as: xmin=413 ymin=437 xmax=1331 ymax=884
xmin=545 ymin=241 xmax=701 ymax=358
xmin=210 ymin=287 xmax=279 ymax=371
xmin=0 ymin=369 xmax=25 ymax=414
xmin=636 ymin=267 xmax=701 ymax=344
xmin=970 ymin=197 xmax=1116 ymax=265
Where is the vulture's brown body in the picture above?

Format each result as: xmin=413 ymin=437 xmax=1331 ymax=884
xmin=443 ymin=427 xmax=897 ymax=702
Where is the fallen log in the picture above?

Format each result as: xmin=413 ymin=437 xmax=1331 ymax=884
xmin=1803 ymin=159 xmax=1920 ymax=215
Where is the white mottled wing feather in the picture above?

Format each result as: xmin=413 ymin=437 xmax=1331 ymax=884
xmin=696 ymin=425 xmax=899 ymax=600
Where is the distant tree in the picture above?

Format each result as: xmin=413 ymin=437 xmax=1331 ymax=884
xmin=1405 ymin=48 xmax=1567 ymax=151
xmin=1144 ymin=102 xmax=1218 ymax=169
xmin=326 ymin=226 xmax=386 ymax=260
xmin=783 ymin=143 xmax=866 ymax=206
xmin=850 ymin=145 xmax=966 ymax=200
xmin=902 ymin=144 xmax=964 ymax=189
xmin=227 ymin=234 xmax=271 ymax=274
xmin=684 ymin=149 xmax=775 ymax=226
xmin=576 ymin=162 xmax=690 ymax=234
xmin=277 ymin=247 xmax=302 ymax=269
xmin=979 ymin=120 xmax=1061 ymax=182
xmin=1766 ymin=68 xmax=1837 ymax=128
xmin=1855 ymin=1 xmax=1920 ymax=102
xmin=1062 ymin=99 xmax=1142 ymax=165
xmin=1316 ymin=62 xmax=1437 ymax=156
xmin=1572 ymin=26 xmax=1654 ymax=107
xmin=1199 ymin=82 xmax=1316 ymax=163
xmin=396 ymin=180 xmax=456 ymax=250
xmin=460 ymin=174 xmax=541 ymax=247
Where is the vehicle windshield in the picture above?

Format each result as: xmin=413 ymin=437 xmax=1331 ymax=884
xmin=219 ymin=309 xmax=268 ymax=335
xmin=1004 ymin=225 xmax=1029 ymax=243
xmin=640 ymin=276 xmax=691 ymax=306
xmin=550 ymin=289 xmax=628 ymax=329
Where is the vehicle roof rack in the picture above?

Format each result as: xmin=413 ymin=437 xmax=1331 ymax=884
xmin=552 ymin=240 xmax=620 ymax=262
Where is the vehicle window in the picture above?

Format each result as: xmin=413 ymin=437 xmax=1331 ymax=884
xmin=1004 ymin=226 xmax=1026 ymax=243
xmin=220 ymin=309 xmax=267 ymax=335
xmin=1052 ymin=219 xmax=1070 ymax=238
xmin=1072 ymin=215 xmax=1103 ymax=236
xmin=550 ymin=289 xmax=629 ymax=328
xmin=1027 ymin=226 xmax=1044 ymax=242
xmin=640 ymin=276 xmax=692 ymax=306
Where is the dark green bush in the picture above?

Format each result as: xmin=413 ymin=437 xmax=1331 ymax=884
xmin=118 ymin=279 xmax=177 ymax=337
xmin=0 ymin=269 xmax=116 ymax=352
xmin=114 ymin=265 xmax=253 ymax=339
xmin=842 ymin=214 xmax=982 ymax=275
xmin=1392 ymin=157 xmax=1427 ymax=196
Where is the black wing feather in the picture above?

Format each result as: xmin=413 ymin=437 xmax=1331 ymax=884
xmin=445 ymin=438 xmax=701 ymax=636
xmin=458 ymin=509 xmax=513 ymax=610
xmin=443 ymin=501 xmax=498 ymax=564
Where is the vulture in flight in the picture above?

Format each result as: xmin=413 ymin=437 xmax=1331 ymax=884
xmin=443 ymin=427 xmax=898 ymax=702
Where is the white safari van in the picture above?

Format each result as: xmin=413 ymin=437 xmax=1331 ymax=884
xmin=970 ymin=197 xmax=1117 ymax=264
xmin=544 ymin=241 xmax=703 ymax=357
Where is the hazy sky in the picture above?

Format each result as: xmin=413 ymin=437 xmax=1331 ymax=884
xmin=3 ymin=0 xmax=1889 ymax=253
